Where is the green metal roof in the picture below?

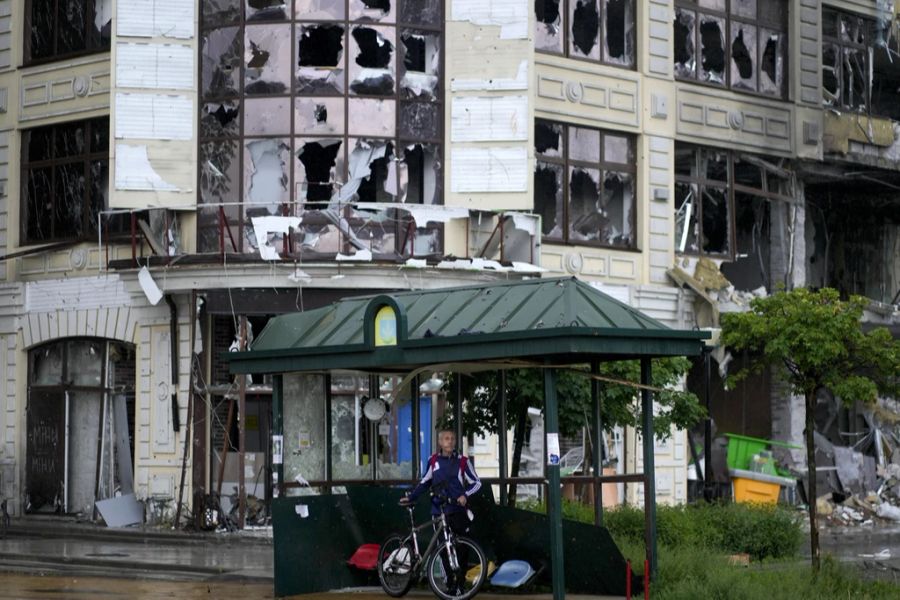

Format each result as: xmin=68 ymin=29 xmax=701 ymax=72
xmin=228 ymin=277 xmax=710 ymax=374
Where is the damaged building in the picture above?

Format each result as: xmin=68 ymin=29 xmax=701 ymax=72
xmin=0 ymin=0 xmax=897 ymax=527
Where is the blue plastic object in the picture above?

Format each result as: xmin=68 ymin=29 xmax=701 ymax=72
xmin=490 ymin=560 xmax=535 ymax=588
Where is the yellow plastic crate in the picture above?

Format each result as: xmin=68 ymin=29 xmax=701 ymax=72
xmin=732 ymin=476 xmax=780 ymax=504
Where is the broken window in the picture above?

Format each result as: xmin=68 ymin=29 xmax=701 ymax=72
xmin=244 ymin=97 xmax=291 ymax=135
xmin=295 ymin=138 xmax=344 ymax=202
xmin=400 ymin=30 xmax=439 ymax=100
xmin=349 ymin=25 xmax=396 ymax=95
xmin=674 ymin=143 xmax=793 ymax=261
xmin=535 ymin=0 xmax=634 ymax=68
xmin=199 ymin=140 xmax=240 ymax=252
xmin=296 ymin=23 xmax=346 ymax=94
xmin=21 ymin=117 xmax=116 ymax=243
xmin=202 ymin=27 xmax=242 ymax=99
xmin=351 ymin=0 xmax=394 ymax=23
xmin=398 ymin=142 xmax=440 ymax=204
xmin=674 ymin=0 xmax=787 ymax=97
xmin=26 ymin=0 xmax=111 ymax=63
xmin=245 ymin=24 xmax=291 ymax=94
xmin=244 ymin=138 xmax=290 ymax=216
xmin=533 ymin=119 xmax=636 ymax=249
xmin=246 ymin=0 xmax=287 ymax=22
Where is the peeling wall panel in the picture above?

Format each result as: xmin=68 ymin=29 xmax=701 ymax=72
xmin=117 ymin=0 xmax=194 ymax=40
xmin=450 ymin=147 xmax=528 ymax=192
xmin=115 ymin=144 xmax=180 ymax=191
xmin=450 ymin=0 xmax=528 ymax=39
xmin=115 ymin=93 xmax=193 ymax=140
xmin=451 ymin=96 xmax=528 ymax=142
xmin=116 ymin=43 xmax=194 ymax=90
xmin=451 ymin=59 xmax=528 ymax=91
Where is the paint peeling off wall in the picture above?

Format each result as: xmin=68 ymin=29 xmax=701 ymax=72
xmin=115 ymin=94 xmax=193 ymax=140
xmin=116 ymin=43 xmax=194 ymax=90
xmin=450 ymin=147 xmax=528 ymax=192
xmin=114 ymin=144 xmax=180 ymax=191
xmin=451 ymin=0 xmax=529 ymax=39
xmin=451 ymin=96 xmax=528 ymax=142
xmin=117 ymin=0 xmax=194 ymax=40
xmin=450 ymin=60 xmax=528 ymax=91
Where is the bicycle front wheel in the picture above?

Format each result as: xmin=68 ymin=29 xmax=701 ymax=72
xmin=377 ymin=533 xmax=416 ymax=597
xmin=426 ymin=535 xmax=487 ymax=600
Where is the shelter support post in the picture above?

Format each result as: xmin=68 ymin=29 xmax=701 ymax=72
xmin=454 ymin=374 xmax=463 ymax=452
xmin=544 ymin=367 xmax=565 ymax=600
xmin=273 ymin=374 xmax=284 ymax=497
xmin=641 ymin=358 xmax=658 ymax=581
xmin=238 ymin=316 xmax=247 ymax=529
xmin=703 ymin=347 xmax=713 ymax=501
xmin=412 ymin=375 xmax=420 ymax=479
xmin=325 ymin=373 xmax=333 ymax=492
xmin=591 ymin=361 xmax=603 ymax=526
xmin=498 ymin=370 xmax=508 ymax=506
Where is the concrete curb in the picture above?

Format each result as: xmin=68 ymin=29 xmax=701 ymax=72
xmin=5 ymin=519 xmax=273 ymax=546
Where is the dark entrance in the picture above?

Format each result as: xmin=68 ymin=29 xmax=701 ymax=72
xmin=25 ymin=390 xmax=65 ymax=512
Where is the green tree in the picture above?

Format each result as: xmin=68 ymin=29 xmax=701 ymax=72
xmin=443 ymin=357 xmax=705 ymax=506
xmin=721 ymin=288 xmax=900 ymax=572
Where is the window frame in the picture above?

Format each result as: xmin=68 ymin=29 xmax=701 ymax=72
xmin=821 ymin=6 xmax=875 ymax=113
xmin=535 ymin=0 xmax=637 ymax=70
xmin=535 ymin=119 xmax=638 ymax=251
xmin=24 ymin=0 xmax=112 ymax=66
xmin=673 ymin=142 xmax=792 ymax=259
xmin=198 ymin=0 xmax=445 ymax=256
xmin=20 ymin=117 xmax=114 ymax=245
xmin=673 ymin=0 xmax=789 ymax=100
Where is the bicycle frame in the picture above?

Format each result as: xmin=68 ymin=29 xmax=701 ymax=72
xmin=401 ymin=502 xmax=459 ymax=576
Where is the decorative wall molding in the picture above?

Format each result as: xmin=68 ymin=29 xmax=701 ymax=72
xmin=20 ymin=306 xmax=138 ymax=349
xmin=535 ymin=59 xmax=640 ymax=129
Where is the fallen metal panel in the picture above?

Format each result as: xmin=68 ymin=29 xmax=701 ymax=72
xmin=95 ymin=493 xmax=143 ymax=527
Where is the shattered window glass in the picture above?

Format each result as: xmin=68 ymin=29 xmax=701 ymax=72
xmin=202 ymin=27 xmax=242 ymax=99
xmin=296 ymin=23 xmax=346 ymax=94
xmin=21 ymin=117 xmax=110 ymax=243
xmin=535 ymin=0 xmax=634 ymax=68
xmin=822 ymin=8 xmax=883 ymax=114
xmin=245 ymin=25 xmax=291 ymax=94
xmin=349 ymin=25 xmax=396 ymax=96
xmin=675 ymin=0 xmax=787 ymax=97
xmin=26 ymin=0 xmax=111 ymax=63
xmin=199 ymin=0 xmax=444 ymax=259
xmin=675 ymin=182 xmax=699 ymax=254
xmin=534 ymin=120 xmax=636 ymax=249
xmin=535 ymin=0 xmax=563 ymax=54
xmin=701 ymin=187 xmax=729 ymax=255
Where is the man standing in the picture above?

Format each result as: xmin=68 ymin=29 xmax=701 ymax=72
xmin=401 ymin=428 xmax=481 ymax=593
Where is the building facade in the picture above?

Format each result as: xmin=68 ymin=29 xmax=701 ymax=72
xmin=0 ymin=0 xmax=897 ymax=519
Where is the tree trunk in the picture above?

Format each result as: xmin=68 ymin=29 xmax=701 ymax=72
xmin=506 ymin=403 xmax=528 ymax=507
xmin=805 ymin=390 xmax=820 ymax=572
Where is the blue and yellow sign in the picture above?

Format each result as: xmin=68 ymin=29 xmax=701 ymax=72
xmin=374 ymin=305 xmax=397 ymax=346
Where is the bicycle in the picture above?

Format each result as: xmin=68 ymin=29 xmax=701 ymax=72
xmin=377 ymin=487 xmax=488 ymax=600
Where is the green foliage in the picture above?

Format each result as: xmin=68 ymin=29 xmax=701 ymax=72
xmin=721 ymin=288 xmax=900 ymax=403
xmin=442 ymin=357 xmax=706 ymax=442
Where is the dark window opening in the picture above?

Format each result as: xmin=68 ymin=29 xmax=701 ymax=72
xmin=535 ymin=0 xmax=635 ymax=69
xmin=26 ymin=0 xmax=111 ymax=64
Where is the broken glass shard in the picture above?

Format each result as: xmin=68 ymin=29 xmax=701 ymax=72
xmin=201 ymin=101 xmax=240 ymax=138
xmin=605 ymin=0 xmax=635 ymax=66
xmin=674 ymin=9 xmax=696 ymax=78
xmin=535 ymin=161 xmax=564 ymax=239
xmin=244 ymin=138 xmax=290 ymax=214
xmin=704 ymin=149 xmax=727 ymax=182
xmin=674 ymin=183 xmax=699 ymax=253
xmin=350 ymin=0 xmax=394 ymax=23
xmin=296 ymin=23 xmax=346 ymax=94
xmin=295 ymin=0 xmax=345 ymax=19
xmin=202 ymin=0 xmax=241 ymax=28
xmin=351 ymin=139 xmax=395 ymax=202
xmin=702 ymin=186 xmax=729 ymax=254
xmin=30 ymin=0 xmax=54 ymax=60
xmin=759 ymin=29 xmax=784 ymax=97
xmin=822 ymin=42 xmax=840 ymax=105
xmin=400 ymin=0 xmax=440 ymax=26
xmin=244 ymin=97 xmax=291 ymax=135
xmin=200 ymin=140 xmax=240 ymax=207
xmin=93 ymin=0 xmax=112 ymax=46
xmin=842 ymin=47 xmax=867 ymax=110
xmin=350 ymin=26 xmax=395 ymax=95
xmin=568 ymin=126 xmax=600 ymax=162
xmin=202 ymin=27 xmax=242 ymax=99
xmin=56 ymin=121 xmax=87 ymax=158
xmin=88 ymin=160 xmax=109 ymax=236
xmin=535 ymin=0 xmax=563 ymax=54
xmin=399 ymin=143 xmax=439 ymax=204
xmin=54 ymin=162 xmax=86 ymax=238
xmin=246 ymin=0 xmax=287 ymax=21
xmin=601 ymin=170 xmax=634 ymax=248
xmin=604 ymin=134 xmax=632 ymax=164
xmin=348 ymin=98 xmax=396 ymax=137
xmin=295 ymin=97 xmax=345 ymax=134
xmin=295 ymin=138 xmax=343 ymax=202
xmin=535 ymin=120 xmax=563 ymax=157
xmin=570 ymin=0 xmax=600 ymax=59
xmin=568 ymin=166 xmax=602 ymax=242
xmin=700 ymin=15 xmax=726 ymax=84
xmin=399 ymin=102 xmax=439 ymax=140
xmin=400 ymin=30 xmax=439 ymax=99
xmin=730 ymin=22 xmax=757 ymax=91
xmin=25 ymin=167 xmax=52 ymax=241
xmin=245 ymin=25 xmax=291 ymax=94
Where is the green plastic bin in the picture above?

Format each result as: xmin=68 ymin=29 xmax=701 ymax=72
xmin=724 ymin=433 xmax=803 ymax=471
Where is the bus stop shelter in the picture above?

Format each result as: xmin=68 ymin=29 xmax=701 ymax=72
xmin=228 ymin=277 xmax=709 ymax=598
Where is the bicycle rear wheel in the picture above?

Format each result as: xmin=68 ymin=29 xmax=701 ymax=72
xmin=377 ymin=533 xmax=416 ymax=597
xmin=426 ymin=535 xmax=487 ymax=600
